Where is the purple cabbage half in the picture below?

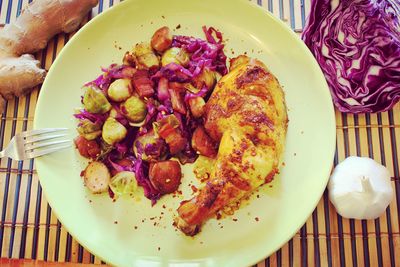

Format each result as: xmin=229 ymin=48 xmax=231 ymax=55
xmin=302 ymin=0 xmax=400 ymax=113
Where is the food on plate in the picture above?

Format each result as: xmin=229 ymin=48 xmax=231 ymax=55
xmin=120 ymin=96 xmax=147 ymax=122
xmin=328 ymin=156 xmax=393 ymax=220
xmin=107 ymin=79 xmax=132 ymax=102
xmin=83 ymin=161 xmax=111 ymax=194
xmin=74 ymin=26 xmax=228 ymax=202
xmin=83 ymin=85 xmax=112 ymax=114
xmin=102 ymin=117 xmax=127 ymax=145
xmin=175 ymin=56 xmax=288 ymax=236
xmin=151 ymin=26 xmax=173 ymax=53
xmin=109 ymin=171 xmax=138 ymax=198
xmin=74 ymin=26 xmax=287 ymax=234
xmin=0 ymin=0 xmax=98 ymax=111
xmin=149 ymin=160 xmax=182 ymax=194
xmin=302 ymin=0 xmax=400 ymax=113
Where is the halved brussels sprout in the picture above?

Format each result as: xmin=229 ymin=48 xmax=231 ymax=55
xmin=102 ymin=117 xmax=127 ymax=145
xmin=161 ymin=47 xmax=190 ymax=67
xmin=77 ymin=119 xmax=102 ymax=140
xmin=134 ymin=42 xmax=153 ymax=57
xmin=121 ymin=96 xmax=147 ymax=123
xmin=133 ymin=131 xmax=166 ymax=162
xmin=83 ymin=85 xmax=112 ymax=114
xmin=134 ymin=42 xmax=160 ymax=70
xmin=109 ymin=171 xmax=137 ymax=198
xmin=83 ymin=161 xmax=110 ymax=194
xmin=108 ymin=79 xmax=132 ymax=102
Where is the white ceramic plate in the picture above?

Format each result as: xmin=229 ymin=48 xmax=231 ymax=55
xmin=34 ymin=0 xmax=336 ymax=266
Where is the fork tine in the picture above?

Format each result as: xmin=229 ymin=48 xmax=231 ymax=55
xmin=25 ymin=139 xmax=71 ymax=151
xmin=25 ymin=133 xmax=68 ymax=144
xmin=25 ymin=144 xmax=71 ymax=159
xmin=21 ymin=128 xmax=68 ymax=138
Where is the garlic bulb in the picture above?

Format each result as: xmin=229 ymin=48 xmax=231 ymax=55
xmin=328 ymin=156 xmax=393 ymax=220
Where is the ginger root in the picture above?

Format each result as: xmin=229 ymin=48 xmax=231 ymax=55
xmin=0 ymin=0 xmax=99 ymax=111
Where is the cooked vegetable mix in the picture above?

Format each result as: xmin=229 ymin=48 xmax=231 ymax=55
xmin=302 ymin=0 xmax=400 ymax=113
xmin=74 ymin=26 xmax=228 ymax=203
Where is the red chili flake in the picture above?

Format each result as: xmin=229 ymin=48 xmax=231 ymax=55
xmin=80 ymin=170 xmax=85 ymax=177
xmin=108 ymin=188 xmax=115 ymax=199
xmin=233 ymin=218 xmax=238 ymax=222
xmin=176 ymin=24 xmax=181 ymax=29
xmin=162 ymin=205 xmax=166 ymax=209
xmin=191 ymin=185 xmax=198 ymax=193
xmin=255 ymin=217 xmax=259 ymax=222
xmin=114 ymin=221 xmax=118 ymax=224
xmin=216 ymin=213 xmax=222 ymax=220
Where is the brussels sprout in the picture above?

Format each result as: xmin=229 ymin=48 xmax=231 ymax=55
xmin=133 ymin=42 xmax=160 ymax=70
xmin=83 ymin=161 xmax=110 ymax=194
xmin=108 ymin=79 xmax=132 ymax=102
xmin=102 ymin=117 xmax=127 ymax=145
xmin=83 ymin=86 xmax=112 ymax=114
xmin=109 ymin=171 xmax=137 ymax=198
xmin=77 ymin=119 xmax=102 ymax=140
xmin=192 ymin=68 xmax=216 ymax=90
xmin=134 ymin=42 xmax=153 ymax=57
xmin=133 ymin=131 xmax=166 ymax=161
xmin=137 ymin=53 xmax=160 ymax=70
xmin=161 ymin=47 xmax=190 ymax=67
xmin=121 ymin=96 xmax=147 ymax=123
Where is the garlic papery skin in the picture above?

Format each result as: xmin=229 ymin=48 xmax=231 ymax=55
xmin=328 ymin=156 xmax=393 ymax=220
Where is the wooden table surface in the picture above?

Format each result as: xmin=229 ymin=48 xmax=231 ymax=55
xmin=0 ymin=0 xmax=399 ymax=266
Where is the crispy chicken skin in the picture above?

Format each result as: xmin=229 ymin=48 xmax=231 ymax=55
xmin=175 ymin=56 xmax=288 ymax=236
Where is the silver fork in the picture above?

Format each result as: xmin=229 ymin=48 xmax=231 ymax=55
xmin=0 ymin=128 xmax=71 ymax=160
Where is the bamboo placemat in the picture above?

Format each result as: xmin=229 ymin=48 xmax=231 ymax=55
xmin=0 ymin=0 xmax=399 ymax=266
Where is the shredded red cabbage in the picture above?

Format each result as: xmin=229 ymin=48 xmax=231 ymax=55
xmin=184 ymin=86 xmax=209 ymax=102
xmin=75 ymin=26 xmax=226 ymax=204
xmin=134 ymin=143 xmax=161 ymax=204
xmin=85 ymin=64 xmax=136 ymax=92
xmin=171 ymin=26 xmax=228 ymax=77
xmin=302 ymin=0 xmax=400 ymax=113
xmin=74 ymin=109 xmax=108 ymax=125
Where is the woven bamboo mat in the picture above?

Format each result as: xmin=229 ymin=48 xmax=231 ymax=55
xmin=0 ymin=0 xmax=399 ymax=266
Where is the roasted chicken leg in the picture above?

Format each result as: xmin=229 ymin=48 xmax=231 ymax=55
xmin=175 ymin=56 xmax=288 ymax=236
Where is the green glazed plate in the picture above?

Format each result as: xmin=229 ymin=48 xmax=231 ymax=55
xmin=34 ymin=0 xmax=336 ymax=266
